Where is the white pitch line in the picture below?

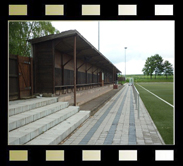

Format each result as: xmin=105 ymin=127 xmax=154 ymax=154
xmin=136 ymin=83 xmax=174 ymax=108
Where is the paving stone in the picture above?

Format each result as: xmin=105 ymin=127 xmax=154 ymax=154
xmin=60 ymin=85 xmax=164 ymax=145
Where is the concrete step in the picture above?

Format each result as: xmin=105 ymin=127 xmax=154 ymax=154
xmin=8 ymin=106 xmax=79 ymax=145
xmin=9 ymin=97 xmax=58 ymax=116
xmin=9 ymin=102 xmax=69 ymax=131
xmin=25 ymin=110 xmax=90 ymax=145
xmin=9 ymin=98 xmax=44 ymax=105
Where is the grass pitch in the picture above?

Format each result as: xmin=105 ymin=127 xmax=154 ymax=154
xmin=135 ymin=82 xmax=173 ymax=144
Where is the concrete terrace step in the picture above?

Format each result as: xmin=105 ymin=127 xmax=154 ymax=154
xmin=9 ymin=97 xmax=58 ymax=116
xmin=25 ymin=111 xmax=90 ymax=145
xmin=9 ymin=102 xmax=69 ymax=131
xmin=8 ymin=106 xmax=79 ymax=145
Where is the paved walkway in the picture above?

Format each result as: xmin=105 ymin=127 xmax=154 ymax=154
xmin=60 ymin=84 xmax=165 ymax=145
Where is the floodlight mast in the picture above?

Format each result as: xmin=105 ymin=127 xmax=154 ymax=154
xmin=124 ymin=47 xmax=127 ymax=80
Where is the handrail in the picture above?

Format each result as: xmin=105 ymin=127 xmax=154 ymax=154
xmin=132 ymin=82 xmax=140 ymax=119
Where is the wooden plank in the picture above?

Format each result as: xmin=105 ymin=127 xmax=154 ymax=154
xmin=9 ymin=54 xmax=17 ymax=59
xmin=74 ymin=36 xmax=76 ymax=106
xmin=19 ymin=55 xmax=31 ymax=98
xmin=17 ymin=55 xmax=20 ymax=99
xmin=9 ymin=92 xmax=19 ymax=95
xmin=9 ymin=74 xmax=18 ymax=77
xmin=52 ymin=41 xmax=55 ymax=94
xmin=30 ymin=57 xmax=33 ymax=95
xmin=55 ymin=68 xmax=61 ymax=86
xmin=61 ymin=54 xmax=64 ymax=85
xmin=34 ymin=40 xmax=53 ymax=93
xmin=33 ymin=44 xmax=36 ymax=93
xmin=63 ymin=57 xmax=72 ymax=66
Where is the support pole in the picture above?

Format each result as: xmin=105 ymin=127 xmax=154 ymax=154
xmin=52 ymin=41 xmax=55 ymax=95
xmin=92 ymin=66 xmax=93 ymax=84
xmin=61 ymin=54 xmax=64 ymax=85
xmin=138 ymin=93 xmax=140 ymax=119
xmin=74 ymin=36 xmax=76 ymax=106
xmin=85 ymin=62 xmax=87 ymax=84
xmin=112 ymin=67 xmax=114 ymax=85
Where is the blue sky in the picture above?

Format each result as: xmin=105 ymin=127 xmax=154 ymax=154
xmin=52 ymin=21 xmax=174 ymax=75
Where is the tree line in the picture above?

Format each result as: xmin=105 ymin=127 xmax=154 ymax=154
xmin=142 ymin=54 xmax=173 ymax=79
xmin=9 ymin=21 xmax=60 ymax=57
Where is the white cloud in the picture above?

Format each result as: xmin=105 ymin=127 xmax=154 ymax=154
xmin=115 ymin=59 xmax=146 ymax=75
xmin=51 ymin=21 xmax=174 ymax=74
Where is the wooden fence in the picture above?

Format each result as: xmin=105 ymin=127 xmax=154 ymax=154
xmin=9 ymin=54 xmax=33 ymax=100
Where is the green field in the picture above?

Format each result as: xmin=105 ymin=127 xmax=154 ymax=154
xmin=129 ymin=75 xmax=173 ymax=82
xmin=118 ymin=75 xmax=173 ymax=85
xmin=135 ymin=82 xmax=174 ymax=145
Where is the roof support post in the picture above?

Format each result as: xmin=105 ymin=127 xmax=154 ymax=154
xmin=112 ymin=66 xmax=114 ymax=85
xmin=52 ymin=41 xmax=55 ymax=94
xmin=74 ymin=36 xmax=77 ymax=106
xmin=115 ymin=68 xmax=116 ymax=84
xmin=113 ymin=67 xmax=116 ymax=84
xmin=97 ymin=69 xmax=98 ymax=83
xmin=92 ymin=66 xmax=93 ymax=84
xmin=85 ymin=62 xmax=87 ymax=84
xmin=61 ymin=54 xmax=64 ymax=85
xmin=76 ymin=68 xmax=78 ymax=84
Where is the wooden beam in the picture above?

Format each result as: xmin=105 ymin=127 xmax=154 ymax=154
xmin=93 ymin=67 xmax=98 ymax=73
xmin=76 ymin=47 xmax=92 ymax=56
xmin=52 ymin=41 xmax=55 ymax=94
xmin=112 ymin=66 xmax=114 ymax=85
xmin=85 ymin=62 xmax=87 ymax=84
xmin=73 ymin=36 xmax=77 ymax=106
xmin=30 ymin=57 xmax=33 ymax=95
xmin=86 ymin=65 xmax=92 ymax=71
xmin=77 ymin=62 xmax=85 ymax=70
xmin=92 ymin=66 xmax=93 ymax=83
xmin=63 ymin=46 xmax=91 ymax=55
xmin=63 ymin=57 xmax=72 ymax=66
xmin=33 ymin=44 xmax=36 ymax=94
xmin=17 ymin=55 xmax=20 ymax=99
xmin=97 ymin=68 xmax=98 ymax=83
xmin=61 ymin=54 xmax=64 ymax=85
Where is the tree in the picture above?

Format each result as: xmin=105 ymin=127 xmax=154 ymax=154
xmin=9 ymin=21 xmax=60 ymax=57
xmin=163 ymin=60 xmax=173 ymax=79
xmin=142 ymin=56 xmax=156 ymax=79
xmin=153 ymin=54 xmax=164 ymax=79
xmin=142 ymin=54 xmax=164 ymax=79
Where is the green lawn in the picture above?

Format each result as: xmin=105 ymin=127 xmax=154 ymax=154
xmin=126 ymin=74 xmax=173 ymax=82
xmin=118 ymin=74 xmax=173 ymax=84
xmin=135 ymin=82 xmax=174 ymax=145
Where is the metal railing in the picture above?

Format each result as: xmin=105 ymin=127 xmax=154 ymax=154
xmin=132 ymin=81 xmax=140 ymax=119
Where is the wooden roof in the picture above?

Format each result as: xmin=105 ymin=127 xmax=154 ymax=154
xmin=28 ymin=30 xmax=121 ymax=73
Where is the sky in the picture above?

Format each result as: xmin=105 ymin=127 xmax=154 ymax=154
xmin=51 ymin=21 xmax=174 ymax=75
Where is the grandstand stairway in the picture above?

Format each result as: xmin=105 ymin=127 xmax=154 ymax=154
xmin=8 ymin=97 xmax=90 ymax=145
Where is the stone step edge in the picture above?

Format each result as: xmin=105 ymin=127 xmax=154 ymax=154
xmin=9 ymin=102 xmax=69 ymax=131
xmin=8 ymin=106 xmax=80 ymax=145
xmin=9 ymin=97 xmax=58 ymax=117
xmin=25 ymin=111 xmax=91 ymax=145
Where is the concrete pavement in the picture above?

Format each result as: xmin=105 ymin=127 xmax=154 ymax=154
xmin=60 ymin=84 xmax=165 ymax=145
